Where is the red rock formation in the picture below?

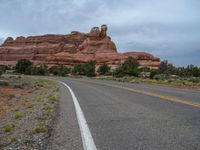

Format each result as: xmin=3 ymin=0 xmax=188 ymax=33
xmin=0 ymin=25 xmax=160 ymax=69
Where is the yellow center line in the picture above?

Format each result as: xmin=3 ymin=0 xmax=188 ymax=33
xmin=78 ymin=79 xmax=200 ymax=108
xmin=105 ymin=83 xmax=200 ymax=108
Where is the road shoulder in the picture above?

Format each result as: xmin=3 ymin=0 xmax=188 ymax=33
xmin=46 ymin=83 xmax=83 ymax=150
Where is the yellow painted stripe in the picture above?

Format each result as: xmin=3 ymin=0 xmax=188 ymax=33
xmin=79 ymin=79 xmax=200 ymax=108
xmin=103 ymin=83 xmax=200 ymax=108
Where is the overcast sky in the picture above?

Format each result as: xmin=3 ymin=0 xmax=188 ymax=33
xmin=0 ymin=0 xmax=200 ymax=66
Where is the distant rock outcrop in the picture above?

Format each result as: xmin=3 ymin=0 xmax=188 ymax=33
xmin=0 ymin=25 xmax=160 ymax=68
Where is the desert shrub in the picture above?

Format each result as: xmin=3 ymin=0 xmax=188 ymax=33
xmin=121 ymin=56 xmax=139 ymax=76
xmin=139 ymin=67 xmax=150 ymax=72
xmin=0 ymin=65 xmax=8 ymax=73
xmin=84 ymin=61 xmax=96 ymax=77
xmin=10 ymin=135 xmax=17 ymax=142
xmin=153 ymin=74 xmax=163 ymax=80
xmin=48 ymin=95 xmax=56 ymax=104
xmin=97 ymin=64 xmax=111 ymax=75
xmin=15 ymin=59 xmax=32 ymax=74
xmin=26 ymin=102 xmax=34 ymax=109
xmin=188 ymin=77 xmax=200 ymax=83
xmin=72 ymin=64 xmax=85 ymax=75
xmin=192 ymin=67 xmax=200 ymax=77
xmin=72 ymin=61 xmax=96 ymax=77
xmin=3 ymin=123 xmax=15 ymax=132
xmin=150 ymin=69 xmax=160 ymax=79
xmin=43 ymin=105 xmax=52 ymax=113
xmin=38 ymin=114 xmax=49 ymax=121
xmin=159 ymin=60 xmax=168 ymax=74
xmin=49 ymin=65 xmax=71 ymax=76
xmin=30 ymin=65 xmax=48 ymax=75
xmin=158 ymin=61 xmax=200 ymax=78
xmin=113 ymin=67 xmax=124 ymax=77
xmin=33 ymin=123 xmax=48 ymax=133
xmin=14 ymin=111 xmax=23 ymax=119
xmin=114 ymin=56 xmax=139 ymax=77
xmin=167 ymin=79 xmax=173 ymax=83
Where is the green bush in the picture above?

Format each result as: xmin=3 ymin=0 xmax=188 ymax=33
xmin=84 ymin=61 xmax=96 ymax=77
xmin=150 ymin=69 xmax=160 ymax=79
xmin=113 ymin=67 xmax=124 ymax=77
xmin=30 ymin=65 xmax=48 ymax=75
xmin=159 ymin=60 xmax=168 ymax=74
xmin=114 ymin=57 xmax=139 ymax=77
xmin=15 ymin=59 xmax=32 ymax=74
xmin=158 ymin=61 xmax=200 ymax=77
xmin=121 ymin=56 xmax=139 ymax=76
xmin=0 ymin=65 xmax=8 ymax=74
xmin=72 ymin=61 xmax=96 ymax=77
xmin=72 ymin=64 xmax=85 ymax=75
xmin=49 ymin=65 xmax=70 ymax=76
xmin=97 ymin=64 xmax=111 ymax=75
xmin=188 ymin=78 xmax=200 ymax=83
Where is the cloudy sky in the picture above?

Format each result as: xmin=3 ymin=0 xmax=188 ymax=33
xmin=0 ymin=0 xmax=200 ymax=66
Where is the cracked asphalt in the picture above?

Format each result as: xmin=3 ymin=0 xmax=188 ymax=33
xmin=47 ymin=77 xmax=200 ymax=150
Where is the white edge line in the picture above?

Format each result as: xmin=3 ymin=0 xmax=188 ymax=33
xmin=60 ymin=81 xmax=97 ymax=150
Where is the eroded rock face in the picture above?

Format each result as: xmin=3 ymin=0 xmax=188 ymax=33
xmin=0 ymin=25 xmax=160 ymax=68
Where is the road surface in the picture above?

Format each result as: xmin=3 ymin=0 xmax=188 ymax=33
xmin=47 ymin=77 xmax=200 ymax=150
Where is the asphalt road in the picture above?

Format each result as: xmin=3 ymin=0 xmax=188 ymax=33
xmin=48 ymin=77 xmax=200 ymax=150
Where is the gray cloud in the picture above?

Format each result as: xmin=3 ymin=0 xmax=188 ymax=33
xmin=0 ymin=0 xmax=200 ymax=66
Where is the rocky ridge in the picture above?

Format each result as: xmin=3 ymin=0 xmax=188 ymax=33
xmin=0 ymin=25 xmax=160 ymax=68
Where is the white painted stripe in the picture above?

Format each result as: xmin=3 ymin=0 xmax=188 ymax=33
xmin=60 ymin=81 xmax=97 ymax=150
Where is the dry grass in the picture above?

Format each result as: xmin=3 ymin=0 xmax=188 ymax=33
xmin=0 ymin=76 xmax=58 ymax=148
xmin=32 ymin=123 xmax=48 ymax=134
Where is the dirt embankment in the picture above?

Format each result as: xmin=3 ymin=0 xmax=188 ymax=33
xmin=0 ymin=76 xmax=59 ymax=150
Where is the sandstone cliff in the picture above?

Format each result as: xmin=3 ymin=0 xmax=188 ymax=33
xmin=0 ymin=25 xmax=160 ymax=68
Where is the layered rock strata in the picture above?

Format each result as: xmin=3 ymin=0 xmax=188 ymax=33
xmin=0 ymin=25 xmax=160 ymax=69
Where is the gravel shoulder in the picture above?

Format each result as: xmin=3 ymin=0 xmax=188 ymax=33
xmin=0 ymin=75 xmax=59 ymax=150
xmin=46 ymin=83 xmax=83 ymax=150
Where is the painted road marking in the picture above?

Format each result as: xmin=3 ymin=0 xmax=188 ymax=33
xmin=60 ymin=82 xmax=97 ymax=150
xmin=106 ymin=84 xmax=200 ymax=108
xmin=77 ymin=79 xmax=200 ymax=108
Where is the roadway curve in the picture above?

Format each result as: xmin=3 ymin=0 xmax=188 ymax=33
xmin=47 ymin=77 xmax=200 ymax=150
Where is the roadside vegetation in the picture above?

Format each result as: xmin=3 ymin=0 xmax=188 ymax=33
xmin=0 ymin=75 xmax=58 ymax=149
xmin=72 ymin=61 xmax=96 ymax=77
xmin=1 ymin=57 xmax=200 ymax=89
xmin=99 ymin=59 xmax=200 ymax=89
xmin=97 ymin=63 xmax=111 ymax=75
xmin=0 ymin=57 xmax=199 ymax=148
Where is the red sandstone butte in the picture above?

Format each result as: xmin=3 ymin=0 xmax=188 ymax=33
xmin=0 ymin=24 xmax=160 ymax=69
